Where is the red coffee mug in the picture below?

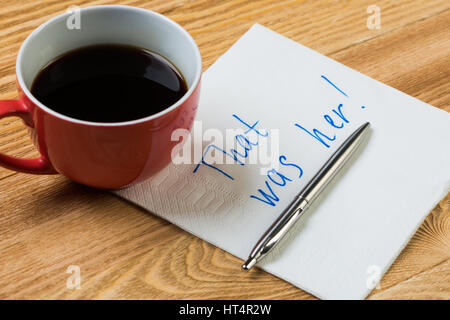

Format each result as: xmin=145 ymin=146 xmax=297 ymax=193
xmin=0 ymin=5 xmax=201 ymax=189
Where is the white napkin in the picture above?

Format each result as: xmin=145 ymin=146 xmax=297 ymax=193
xmin=115 ymin=24 xmax=450 ymax=299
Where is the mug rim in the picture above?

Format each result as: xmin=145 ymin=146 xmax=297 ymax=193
xmin=16 ymin=5 xmax=202 ymax=127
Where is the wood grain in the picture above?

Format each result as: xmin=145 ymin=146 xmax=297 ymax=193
xmin=0 ymin=0 xmax=448 ymax=299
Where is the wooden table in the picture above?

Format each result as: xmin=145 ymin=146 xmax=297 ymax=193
xmin=0 ymin=0 xmax=448 ymax=299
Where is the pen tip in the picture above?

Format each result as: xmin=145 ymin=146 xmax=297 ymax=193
xmin=242 ymin=257 xmax=257 ymax=270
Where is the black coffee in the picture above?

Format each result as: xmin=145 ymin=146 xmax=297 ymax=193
xmin=31 ymin=44 xmax=187 ymax=122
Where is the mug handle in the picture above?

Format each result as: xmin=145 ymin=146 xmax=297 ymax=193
xmin=0 ymin=99 xmax=56 ymax=174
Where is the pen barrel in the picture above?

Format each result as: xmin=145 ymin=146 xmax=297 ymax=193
xmin=299 ymin=122 xmax=370 ymax=204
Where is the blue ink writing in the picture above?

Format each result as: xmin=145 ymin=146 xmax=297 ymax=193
xmin=324 ymin=114 xmax=344 ymax=129
xmin=295 ymin=103 xmax=350 ymax=148
xmin=267 ymin=169 xmax=292 ymax=186
xmin=193 ymin=144 xmax=243 ymax=180
xmin=232 ymin=114 xmax=268 ymax=137
xmin=332 ymin=104 xmax=349 ymax=123
xmin=279 ymin=155 xmax=303 ymax=178
xmin=250 ymin=180 xmax=280 ymax=207
xmin=250 ymin=155 xmax=303 ymax=207
xmin=193 ymin=115 xmax=268 ymax=180
xmin=294 ymin=124 xmax=336 ymax=148
xmin=321 ymin=75 xmax=348 ymax=97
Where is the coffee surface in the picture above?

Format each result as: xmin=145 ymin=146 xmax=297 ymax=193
xmin=31 ymin=44 xmax=187 ymax=123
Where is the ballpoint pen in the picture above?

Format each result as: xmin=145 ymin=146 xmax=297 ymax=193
xmin=242 ymin=122 xmax=371 ymax=270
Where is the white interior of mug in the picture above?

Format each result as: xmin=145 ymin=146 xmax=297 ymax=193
xmin=17 ymin=5 xmax=202 ymax=126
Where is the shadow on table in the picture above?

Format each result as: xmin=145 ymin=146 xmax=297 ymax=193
xmin=27 ymin=176 xmax=154 ymax=220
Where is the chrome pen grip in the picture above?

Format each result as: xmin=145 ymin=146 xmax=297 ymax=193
xmin=249 ymin=196 xmax=309 ymax=257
